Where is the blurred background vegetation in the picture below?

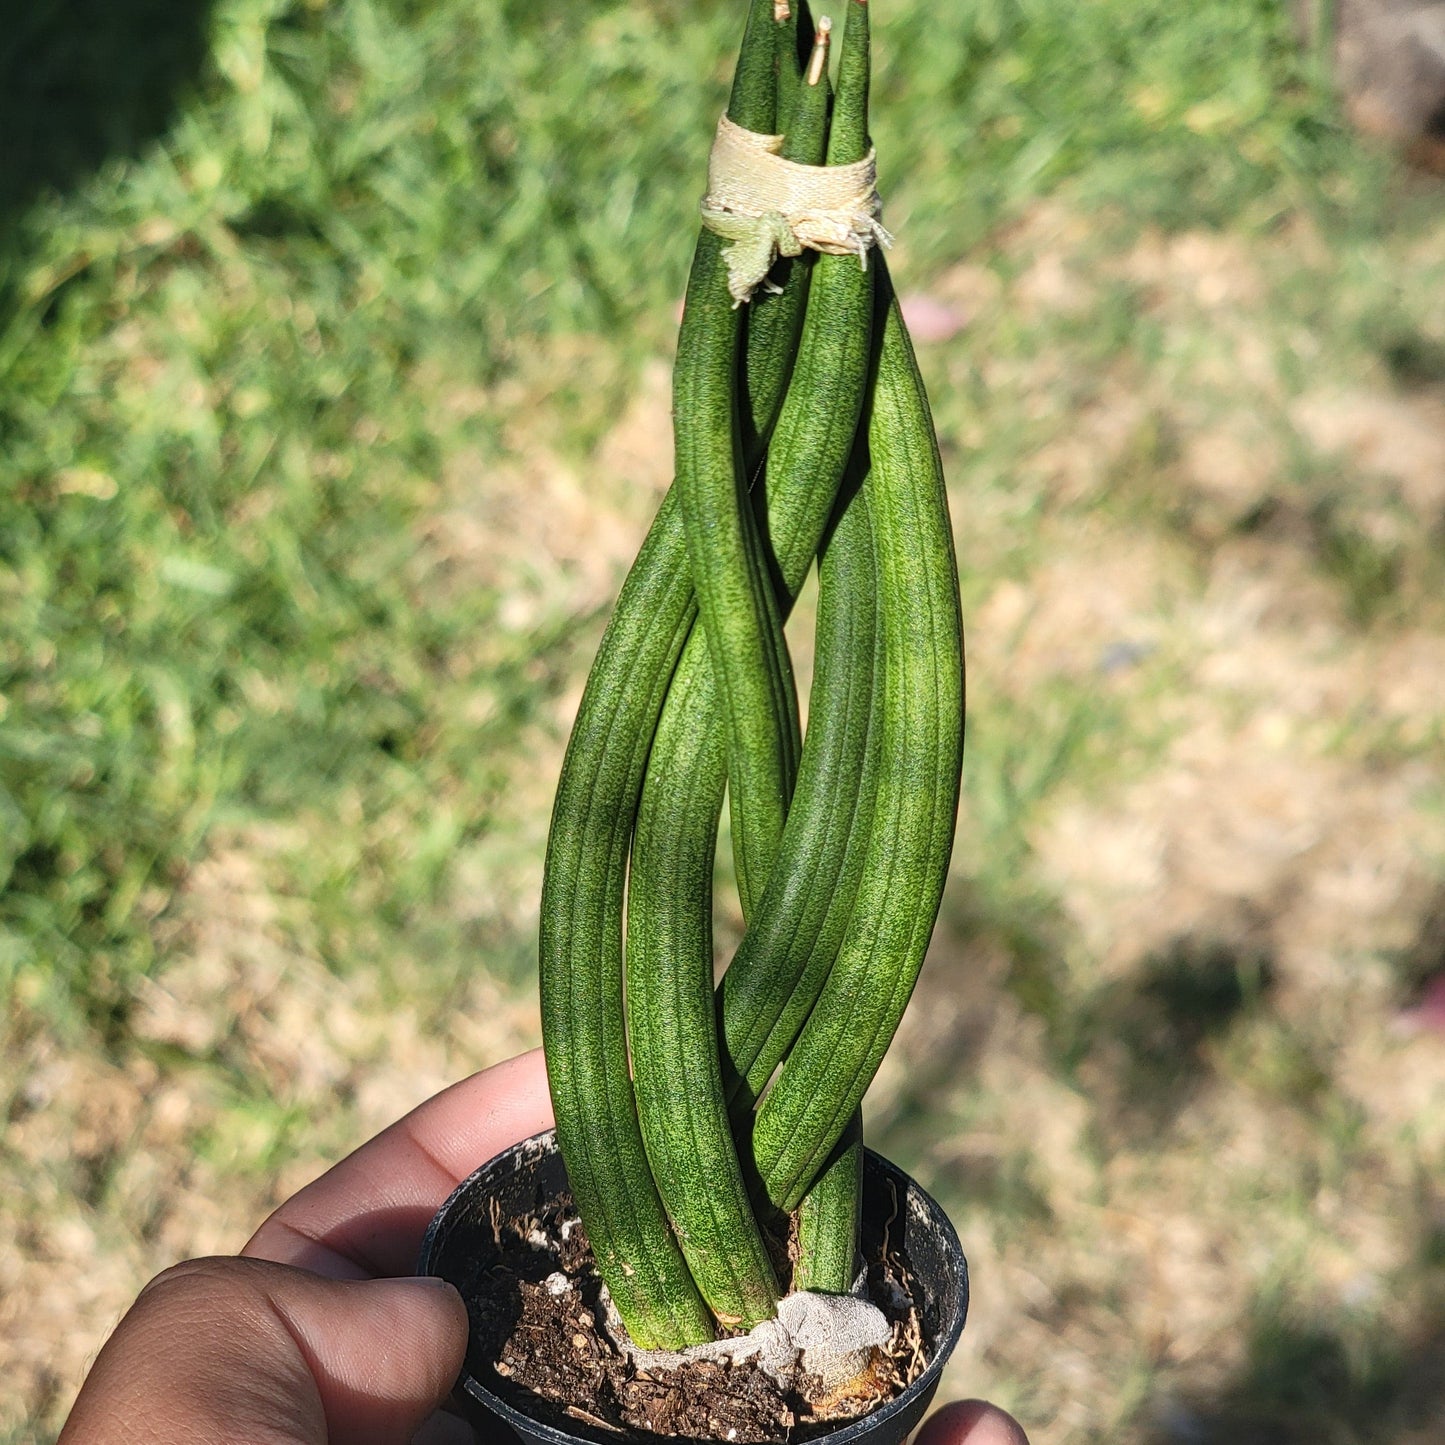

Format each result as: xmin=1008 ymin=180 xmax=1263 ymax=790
xmin=3 ymin=0 xmax=1445 ymax=1441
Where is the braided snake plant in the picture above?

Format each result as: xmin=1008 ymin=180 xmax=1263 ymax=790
xmin=538 ymin=0 xmax=964 ymax=1350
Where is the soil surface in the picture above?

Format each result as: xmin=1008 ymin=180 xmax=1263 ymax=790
xmin=459 ymin=1190 xmax=927 ymax=1442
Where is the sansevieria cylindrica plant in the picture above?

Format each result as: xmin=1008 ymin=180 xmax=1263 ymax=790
xmin=538 ymin=0 xmax=964 ymax=1352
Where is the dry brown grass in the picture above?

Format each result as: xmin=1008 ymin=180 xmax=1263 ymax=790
xmin=869 ymin=208 xmax=1445 ymax=1441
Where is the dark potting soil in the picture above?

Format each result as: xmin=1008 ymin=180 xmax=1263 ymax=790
xmin=457 ymin=1190 xmax=928 ymax=1443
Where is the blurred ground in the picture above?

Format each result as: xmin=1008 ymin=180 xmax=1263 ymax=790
xmin=3 ymin=2 xmax=1445 ymax=1442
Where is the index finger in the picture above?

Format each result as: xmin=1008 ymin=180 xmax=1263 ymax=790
xmin=242 ymin=1048 xmax=554 ymax=1280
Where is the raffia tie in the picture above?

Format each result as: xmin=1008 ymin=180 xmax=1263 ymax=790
xmin=699 ymin=114 xmax=893 ymax=306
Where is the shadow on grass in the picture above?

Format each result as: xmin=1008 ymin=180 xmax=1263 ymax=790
xmin=874 ymin=892 xmax=1278 ymax=1200
xmin=0 ymin=0 xmax=215 ymax=229
xmin=1147 ymin=1292 xmax=1445 ymax=1444
xmin=1393 ymin=880 xmax=1445 ymax=1001
xmin=1077 ymin=936 xmax=1276 ymax=1143
xmin=1381 ymin=330 xmax=1445 ymax=391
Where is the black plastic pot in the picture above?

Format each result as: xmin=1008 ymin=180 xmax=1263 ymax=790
xmin=418 ymin=1129 xmax=968 ymax=1445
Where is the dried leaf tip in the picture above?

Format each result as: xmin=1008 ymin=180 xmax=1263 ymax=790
xmin=807 ymin=15 xmax=833 ymax=87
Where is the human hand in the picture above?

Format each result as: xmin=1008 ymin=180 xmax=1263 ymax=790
xmin=59 ymin=1050 xmax=554 ymax=1445
xmin=58 ymin=1048 xmax=1029 ymax=1445
xmin=918 ymin=1400 xmax=1031 ymax=1445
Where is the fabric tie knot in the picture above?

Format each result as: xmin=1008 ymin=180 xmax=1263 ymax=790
xmin=699 ymin=114 xmax=893 ymax=305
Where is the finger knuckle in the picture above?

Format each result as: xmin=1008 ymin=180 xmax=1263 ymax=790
xmin=139 ymin=1255 xmax=266 ymax=1307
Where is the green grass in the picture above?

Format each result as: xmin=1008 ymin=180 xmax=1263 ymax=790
xmin=1 ymin=0 xmax=1364 ymax=1039
xmin=0 ymin=0 xmax=1394 ymax=1037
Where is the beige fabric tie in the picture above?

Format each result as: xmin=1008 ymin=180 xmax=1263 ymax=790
xmin=699 ymin=114 xmax=892 ymax=306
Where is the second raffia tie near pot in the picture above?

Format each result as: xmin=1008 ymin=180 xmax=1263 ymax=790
xmin=419 ymin=1130 xmax=969 ymax=1445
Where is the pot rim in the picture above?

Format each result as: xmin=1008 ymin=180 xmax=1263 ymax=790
xmin=419 ymin=1127 xmax=968 ymax=1445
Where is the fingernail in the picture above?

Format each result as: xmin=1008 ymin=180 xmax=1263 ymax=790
xmin=356 ymin=1274 xmax=466 ymax=1311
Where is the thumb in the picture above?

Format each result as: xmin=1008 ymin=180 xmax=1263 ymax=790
xmin=60 ymin=1257 xmax=468 ymax=1445
xmin=916 ymin=1399 xmax=1031 ymax=1445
